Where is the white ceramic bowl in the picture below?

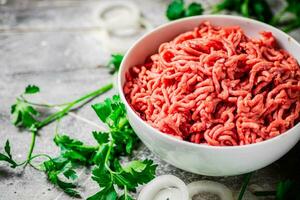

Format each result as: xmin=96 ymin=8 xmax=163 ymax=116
xmin=118 ymin=15 xmax=300 ymax=176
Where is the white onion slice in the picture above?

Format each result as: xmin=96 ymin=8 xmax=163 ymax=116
xmin=98 ymin=1 xmax=140 ymax=32
xmin=138 ymin=175 xmax=189 ymax=200
xmin=101 ymin=17 xmax=153 ymax=53
xmin=187 ymin=180 xmax=234 ymax=200
xmin=233 ymin=190 xmax=259 ymax=200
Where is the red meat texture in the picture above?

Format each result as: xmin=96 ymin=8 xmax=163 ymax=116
xmin=124 ymin=22 xmax=300 ymax=146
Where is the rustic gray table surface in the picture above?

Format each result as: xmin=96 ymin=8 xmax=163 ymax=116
xmin=1 ymin=0 xmax=300 ymax=199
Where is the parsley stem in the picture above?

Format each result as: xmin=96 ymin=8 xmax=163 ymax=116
xmin=36 ymin=83 xmax=113 ymax=129
xmin=24 ymin=83 xmax=112 ymax=167
xmin=124 ymin=186 xmax=128 ymax=198
xmin=19 ymin=96 xmax=70 ymax=108
xmin=24 ymin=131 xmax=37 ymax=168
xmin=237 ymin=172 xmax=253 ymax=200
xmin=270 ymin=7 xmax=286 ymax=26
xmin=282 ymin=21 xmax=300 ymax=33
xmin=29 ymin=153 xmax=53 ymax=161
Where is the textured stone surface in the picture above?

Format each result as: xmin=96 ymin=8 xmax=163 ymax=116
xmin=0 ymin=0 xmax=299 ymax=199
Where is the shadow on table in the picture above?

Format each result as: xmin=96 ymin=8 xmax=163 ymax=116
xmin=0 ymin=166 xmax=23 ymax=180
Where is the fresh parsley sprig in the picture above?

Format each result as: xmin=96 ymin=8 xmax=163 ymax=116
xmin=0 ymin=140 xmax=20 ymax=168
xmin=211 ymin=0 xmax=273 ymax=23
xmin=166 ymin=0 xmax=203 ymax=20
xmin=9 ymin=84 xmax=113 ymax=167
xmin=89 ymin=95 xmax=157 ymax=199
xmin=40 ymin=134 xmax=100 ymax=198
xmin=107 ymin=54 xmax=124 ymax=74
xmin=272 ymin=0 xmax=300 ymax=32
xmin=237 ymin=172 xmax=253 ymax=200
xmin=11 ymin=85 xmax=40 ymax=131
xmin=254 ymin=180 xmax=300 ymax=199
xmin=36 ymin=95 xmax=156 ymax=199
xmin=166 ymin=0 xmax=300 ymax=32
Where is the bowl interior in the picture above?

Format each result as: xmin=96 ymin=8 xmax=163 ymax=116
xmin=118 ymin=15 xmax=300 ymax=149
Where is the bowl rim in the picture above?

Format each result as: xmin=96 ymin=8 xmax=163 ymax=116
xmin=118 ymin=14 xmax=300 ymax=150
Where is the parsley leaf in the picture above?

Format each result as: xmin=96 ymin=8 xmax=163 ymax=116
xmin=211 ymin=0 xmax=240 ymax=13
xmin=11 ymin=100 xmax=39 ymax=131
xmin=118 ymin=194 xmax=134 ymax=200
xmin=90 ymin=158 xmax=157 ymax=199
xmin=87 ymin=186 xmax=117 ymax=200
xmin=25 ymin=85 xmax=40 ymax=94
xmin=276 ymin=180 xmax=300 ymax=200
xmin=277 ymin=0 xmax=300 ymax=32
xmin=166 ymin=0 xmax=203 ymax=20
xmin=9 ymin=83 xmax=113 ymax=170
xmin=7 ymin=90 xmax=155 ymax=199
xmin=43 ymin=157 xmax=80 ymax=198
xmin=11 ymin=84 xmax=40 ymax=130
xmin=115 ymin=159 xmax=157 ymax=191
xmin=89 ymin=95 xmax=157 ymax=199
xmin=166 ymin=0 xmax=185 ymax=20
xmin=92 ymin=95 xmax=138 ymax=155
xmin=41 ymin=134 xmax=100 ymax=197
xmin=54 ymin=134 xmax=98 ymax=165
xmin=185 ymin=2 xmax=204 ymax=17
xmin=107 ymin=54 xmax=124 ymax=74
xmin=212 ymin=0 xmax=273 ymax=23
xmin=0 ymin=140 xmax=18 ymax=168
xmin=4 ymin=140 xmax=12 ymax=159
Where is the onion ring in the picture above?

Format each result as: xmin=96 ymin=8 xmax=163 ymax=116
xmin=187 ymin=180 xmax=234 ymax=200
xmin=138 ymin=175 xmax=189 ymax=200
xmin=101 ymin=17 xmax=153 ymax=53
xmin=98 ymin=1 xmax=140 ymax=33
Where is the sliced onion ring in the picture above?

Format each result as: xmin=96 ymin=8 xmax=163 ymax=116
xmin=98 ymin=1 xmax=140 ymax=32
xmin=138 ymin=175 xmax=189 ymax=200
xmin=187 ymin=180 xmax=234 ymax=200
xmin=101 ymin=17 xmax=153 ymax=53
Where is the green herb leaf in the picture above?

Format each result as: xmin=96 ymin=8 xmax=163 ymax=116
xmin=279 ymin=0 xmax=300 ymax=32
xmin=166 ymin=0 xmax=185 ymax=20
xmin=108 ymin=54 xmax=124 ymax=74
xmin=116 ymin=159 xmax=157 ymax=191
xmin=285 ymin=0 xmax=300 ymax=14
xmin=11 ymin=99 xmax=39 ymax=130
xmin=251 ymin=0 xmax=273 ymax=23
xmin=54 ymin=134 xmax=97 ymax=165
xmin=185 ymin=2 xmax=203 ymax=17
xmin=212 ymin=0 xmax=273 ymax=23
xmin=211 ymin=0 xmax=239 ymax=13
xmin=92 ymin=95 xmax=138 ymax=155
xmin=238 ymin=172 xmax=253 ymax=200
xmin=0 ymin=140 xmax=18 ymax=168
xmin=0 ymin=153 xmax=17 ymax=168
xmin=93 ymin=131 xmax=109 ymax=145
xmin=87 ymin=186 xmax=118 ymax=200
xmin=63 ymin=169 xmax=78 ymax=180
xmin=4 ymin=140 xmax=12 ymax=159
xmin=43 ymin=157 xmax=80 ymax=198
xmin=118 ymin=194 xmax=134 ymax=200
xmin=91 ymin=159 xmax=112 ymax=188
xmin=275 ymin=180 xmax=300 ymax=200
xmin=89 ymin=95 xmax=156 ymax=199
xmin=276 ymin=180 xmax=293 ymax=200
xmin=25 ymin=85 xmax=40 ymax=94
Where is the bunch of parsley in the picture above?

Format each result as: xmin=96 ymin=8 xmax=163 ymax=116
xmin=1 ymin=89 xmax=156 ymax=198
xmin=40 ymin=95 xmax=156 ymax=198
xmin=1 ymin=55 xmax=157 ymax=199
xmin=166 ymin=0 xmax=203 ymax=20
xmin=166 ymin=0 xmax=300 ymax=32
xmin=8 ymin=83 xmax=112 ymax=167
